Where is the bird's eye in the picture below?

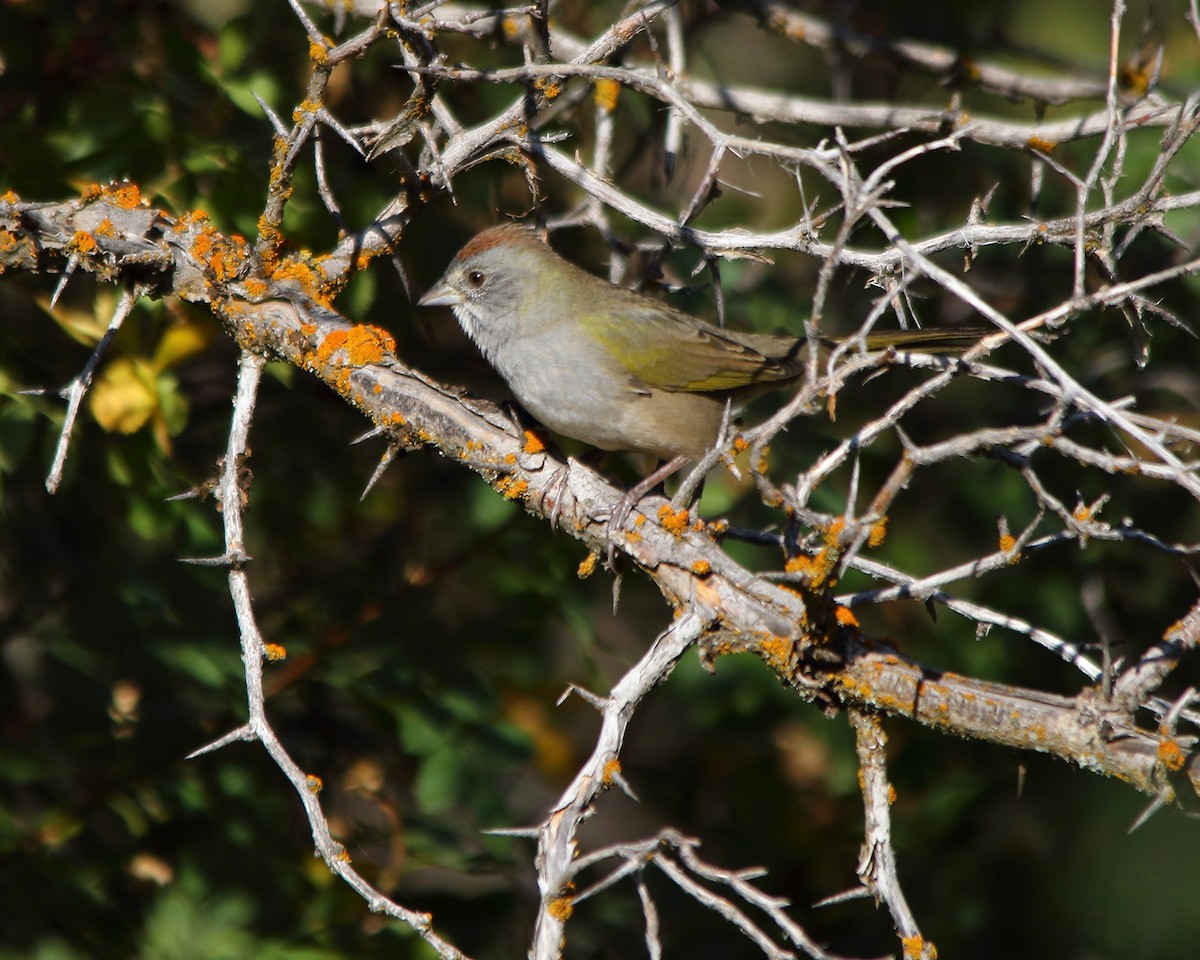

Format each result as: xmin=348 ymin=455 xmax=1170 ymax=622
xmin=467 ymin=270 xmax=486 ymax=287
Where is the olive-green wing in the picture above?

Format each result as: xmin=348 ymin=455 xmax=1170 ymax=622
xmin=585 ymin=300 xmax=803 ymax=393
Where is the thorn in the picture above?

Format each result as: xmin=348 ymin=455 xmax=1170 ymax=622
xmin=559 ymin=683 xmax=607 ymax=710
xmin=252 ymin=92 xmax=288 ymax=137
xmin=812 ymin=886 xmax=872 ymax=908
xmin=179 ymin=551 xmax=251 ymax=567
xmin=481 ymin=825 xmax=541 ymax=838
xmin=609 ymin=769 xmax=640 ymax=802
xmin=50 ymin=254 xmax=81 ymax=309
xmin=733 ymin=867 xmax=770 ymax=882
xmin=186 ymin=723 xmax=255 ymax=759
xmin=360 ymin=442 xmax=401 ymax=501
xmin=1128 ymin=790 xmax=1171 ymax=834
xmin=351 ymin=425 xmax=386 ymax=445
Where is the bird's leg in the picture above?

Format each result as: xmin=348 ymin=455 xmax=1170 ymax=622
xmin=606 ymin=454 xmax=691 ymax=568
xmin=671 ymin=399 xmax=738 ymax=511
xmin=538 ymin=450 xmax=608 ymax=529
xmin=541 ymin=459 xmax=572 ymax=529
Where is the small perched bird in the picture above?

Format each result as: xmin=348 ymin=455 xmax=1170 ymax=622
xmin=419 ymin=223 xmax=978 ymax=465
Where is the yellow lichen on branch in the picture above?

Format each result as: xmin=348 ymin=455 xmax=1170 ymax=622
xmin=313 ymin=325 xmax=396 ymax=368
xmin=657 ymin=504 xmax=689 ymax=537
xmin=522 ymin=429 xmax=546 ymax=454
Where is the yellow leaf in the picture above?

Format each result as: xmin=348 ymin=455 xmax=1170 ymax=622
xmin=152 ymin=318 xmax=211 ymax=371
xmin=89 ymin=357 xmax=158 ymax=434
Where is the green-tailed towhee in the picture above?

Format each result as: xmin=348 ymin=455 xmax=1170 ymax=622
xmin=419 ymin=223 xmax=978 ymax=463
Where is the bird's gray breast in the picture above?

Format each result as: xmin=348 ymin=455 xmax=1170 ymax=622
xmin=489 ymin=327 xmax=643 ymax=451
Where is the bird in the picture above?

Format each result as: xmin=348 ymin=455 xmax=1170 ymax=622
xmin=418 ymin=223 xmax=980 ymax=535
xmin=420 ymin=223 xmax=977 ymax=455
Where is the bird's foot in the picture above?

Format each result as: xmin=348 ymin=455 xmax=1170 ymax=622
xmin=603 ymin=454 xmax=691 ymax=571
xmin=536 ymin=460 xmax=572 ymax=529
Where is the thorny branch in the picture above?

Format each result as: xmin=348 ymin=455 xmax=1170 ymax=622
xmin=6 ymin=1 xmax=1200 ymax=957
xmin=180 ymin=350 xmax=469 ymax=959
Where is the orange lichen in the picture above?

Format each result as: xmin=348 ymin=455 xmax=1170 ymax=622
xmin=1027 ymin=135 xmax=1057 ymax=154
xmin=389 ymin=412 xmax=406 ymax=425
xmin=839 ymin=675 xmax=872 ymax=698
xmin=102 ymin=181 xmax=145 ymax=209
xmin=305 ymin=774 xmax=324 ymax=793
xmin=191 ymin=227 xmax=249 ymax=283
xmin=998 ymin=532 xmax=1016 ymax=553
xmin=497 ymin=476 xmax=529 ymax=501
xmin=690 ymin=559 xmax=712 ymax=577
xmin=657 ymin=504 xmax=689 ymax=537
xmin=547 ymin=896 xmax=574 ymax=921
xmin=241 ymin=277 xmax=269 ymax=299
xmin=189 ymin=229 xmax=214 ymax=260
xmin=522 ymin=429 xmax=546 ymax=454
xmin=577 ymin=552 xmax=599 ymax=579
xmin=68 ymin=230 xmax=97 ymax=255
xmin=92 ymin=218 xmax=116 ymax=238
xmin=0 ymin=189 xmax=19 ymax=203
xmin=534 ymin=78 xmax=561 ymax=100
xmin=267 ymin=254 xmax=328 ymax=302
xmin=902 ymin=934 xmax=937 ymax=960
xmin=868 ymin=517 xmax=888 ymax=548
xmin=314 ymin=325 xmax=395 ymax=367
xmin=785 ymin=548 xmax=837 ymax=588
xmin=335 ymin=848 xmax=352 ymax=863
xmin=263 ymin=643 xmax=287 ymax=662
xmin=315 ymin=328 xmax=348 ymax=363
xmin=1157 ymin=738 xmax=1186 ymax=772
xmin=292 ymin=98 xmax=321 ymax=123
xmin=785 ymin=554 xmax=811 ymax=575
xmin=759 ymin=634 xmax=794 ymax=671
xmin=256 ymin=210 xmax=286 ymax=260
xmin=834 ymin=605 xmax=859 ymax=628
xmin=731 ymin=434 xmax=749 ymax=453
xmin=309 ymin=39 xmax=329 ymax=64
xmin=602 ymin=758 xmax=621 ymax=786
